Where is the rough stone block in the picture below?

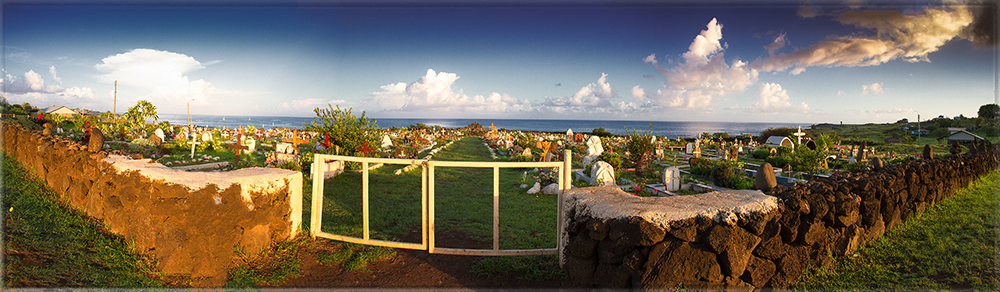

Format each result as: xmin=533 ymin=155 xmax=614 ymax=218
xmin=704 ymin=225 xmax=762 ymax=277
xmin=767 ymin=245 xmax=809 ymax=288
xmin=565 ymin=253 xmax=598 ymax=288
xmin=568 ymin=234 xmax=600 ymax=259
xmin=642 ymin=241 xmax=723 ymax=288
xmin=740 ymin=255 xmax=776 ymax=288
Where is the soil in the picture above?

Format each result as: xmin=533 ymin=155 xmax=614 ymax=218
xmin=275 ymin=231 xmax=564 ymax=289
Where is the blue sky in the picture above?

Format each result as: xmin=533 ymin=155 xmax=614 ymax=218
xmin=2 ymin=0 xmax=997 ymax=123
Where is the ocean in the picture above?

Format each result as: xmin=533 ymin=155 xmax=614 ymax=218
xmin=160 ymin=114 xmax=806 ymax=139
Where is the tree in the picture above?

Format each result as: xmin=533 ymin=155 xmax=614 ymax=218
xmin=978 ymin=104 xmax=999 ymax=120
xmin=122 ymin=100 xmax=158 ymax=136
xmin=304 ymin=105 xmax=378 ymax=157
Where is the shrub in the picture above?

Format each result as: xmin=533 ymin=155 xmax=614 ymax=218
xmin=766 ymin=155 xmax=792 ymax=169
xmin=598 ymin=152 xmax=622 ymax=169
xmin=750 ymin=148 xmax=770 ymax=159
xmin=624 ymin=124 xmax=655 ymax=169
xmin=303 ymin=105 xmax=378 ymax=157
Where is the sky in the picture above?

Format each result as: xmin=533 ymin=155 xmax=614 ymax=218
xmin=2 ymin=0 xmax=997 ymax=124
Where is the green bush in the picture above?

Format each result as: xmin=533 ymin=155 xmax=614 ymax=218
xmin=766 ymin=155 xmax=792 ymax=169
xmin=750 ymin=148 xmax=770 ymax=159
xmin=624 ymin=124 xmax=655 ymax=169
xmin=303 ymin=105 xmax=378 ymax=157
xmin=591 ymin=127 xmax=614 ymax=137
xmin=598 ymin=152 xmax=622 ymax=169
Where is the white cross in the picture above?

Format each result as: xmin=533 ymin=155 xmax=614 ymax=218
xmin=793 ymin=126 xmax=806 ymax=146
xmin=188 ymin=138 xmax=202 ymax=159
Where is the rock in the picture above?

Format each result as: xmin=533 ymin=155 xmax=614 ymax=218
xmin=565 ymin=253 xmax=598 ymax=288
xmin=643 ymin=240 xmax=724 ymax=287
xmin=768 ymin=245 xmax=809 ymax=288
xmin=542 ymin=183 xmax=560 ymax=195
xmin=591 ymin=161 xmax=616 ymax=186
xmin=755 ymin=162 xmax=777 ymax=192
xmin=89 ymin=128 xmax=105 ymax=152
xmin=526 ymin=182 xmax=541 ymax=194
xmin=568 ymin=235 xmax=600 ymax=259
xmin=148 ymin=133 xmax=163 ymax=147
xmin=42 ymin=123 xmax=53 ymax=136
xmin=923 ymin=144 xmax=933 ymax=160
xmin=689 ymin=157 xmax=701 ymax=168
xmin=870 ymin=156 xmax=883 ymax=170
xmin=753 ymin=235 xmax=789 ymax=260
xmin=705 ymin=225 xmax=762 ymax=277
xmin=740 ymin=256 xmax=776 ymax=288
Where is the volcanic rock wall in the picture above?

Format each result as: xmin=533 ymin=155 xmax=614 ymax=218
xmin=2 ymin=122 xmax=302 ymax=286
xmin=562 ymin=145 xmax=998 ymax=289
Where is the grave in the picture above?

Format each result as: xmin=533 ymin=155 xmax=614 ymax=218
xmin=590 ymin=161 xmax=616 ymax=186
xmin=154 ymin=128 xmax=165 ymax=141
xmin=228 ymin=128 xmax=251 ymax=167
xmin=381 ymin=134 xmax=393 ymax=149
xmin=662 ymin=166 xmax=680 ymax=191
xmin=582 ymin=136 xmax=604 ymax=167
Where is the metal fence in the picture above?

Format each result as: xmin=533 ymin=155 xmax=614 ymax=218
xmin=310 ymin=150 xmax=572 ymax=260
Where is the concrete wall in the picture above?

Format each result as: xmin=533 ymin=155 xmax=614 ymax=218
xmin=2 ymin=122 xmax=302 ymax=286
xmin=562 ymin=145 xmax=998 ymax=289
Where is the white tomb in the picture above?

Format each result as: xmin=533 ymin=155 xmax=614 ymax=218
xmin=662 ymin=166 xmax=680 ymax=192
xmin=381 ymin=135 xmax=393 ymax=149
xmin=590 ymin=161 xmax=616 ymax=186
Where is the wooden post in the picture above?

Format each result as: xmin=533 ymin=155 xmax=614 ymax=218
xmin=228 ymin=127 xmax=250 ymax=167
xmin=113 ymin=80 xmax=116 ymax=122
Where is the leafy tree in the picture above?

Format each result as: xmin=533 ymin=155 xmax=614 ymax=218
xmin=122 ymin=100 xmax=158 ymax=131
xmin=978 ymin=103 xmax=999 ymax=120
xmin=624 ymin=123 xmax=655 ymax=170
xmin=591 ymin=127 xmax=613 ymax=137
xmin=896 ymin=118 xmax=909 ymax=124
xmin=304 ymin=105 xmax=378 ymax=157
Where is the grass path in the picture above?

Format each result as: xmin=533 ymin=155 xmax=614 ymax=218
xmin=1 ymin=155 xmax=164 ymax=287
xmin=795 ymin=168 xmax=1000 ymax=290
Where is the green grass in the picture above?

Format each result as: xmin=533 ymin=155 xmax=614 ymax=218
xmin=470 ymin=255 xmax=565 ymax=281
xmin=795 ymin=169 xmax=1000 ymax=290
xmin=225 ymin=237 xmax=306 ymax=287
xmin=2 ymin=154 xmax=165 ymax=287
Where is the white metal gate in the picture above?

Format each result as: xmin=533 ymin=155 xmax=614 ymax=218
xmin=309 ymin=150 xmax=572 ymax=259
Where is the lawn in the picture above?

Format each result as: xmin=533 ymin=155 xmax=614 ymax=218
xmin=795 ymin=168 xmax=1000 ymax=290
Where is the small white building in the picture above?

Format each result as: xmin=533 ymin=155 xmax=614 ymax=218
xmin=44 ymin=105 xmax=78 ymax=117
xmin=763 ymin=136 xmax=794 ymax=149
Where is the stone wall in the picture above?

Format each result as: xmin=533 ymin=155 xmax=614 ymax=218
xmin=2 ymin=122 xmax=302 ymax=286
xmin=562 ymin=145 xmax=998 ymax=289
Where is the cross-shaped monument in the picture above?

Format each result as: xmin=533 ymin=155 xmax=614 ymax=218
xmin=228 ymin=128 xmax=250 ymax=167
xmin=793 ymin=126 xmax=806 ymax=147
xmin=187 ymin=135 xmax=201 ymax=159
xmin=281 ymin=129 xmax=310 ymax=155
xmin=357 ymin=142 xmax=378 ymax=157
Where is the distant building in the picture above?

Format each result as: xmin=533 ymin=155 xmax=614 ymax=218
xmin=938 ymin=130 xmax=985 ymax=146
xmin=44 ymin=105 xmax=78 ymax=117
xmin=947 ymin=127 xmax=968 ymax=134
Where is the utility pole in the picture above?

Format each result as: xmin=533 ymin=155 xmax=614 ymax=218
xmin=917 ymin=113 xmax=921 ymax=144
xmin=113 ymin=80 xmax=117 ymax=122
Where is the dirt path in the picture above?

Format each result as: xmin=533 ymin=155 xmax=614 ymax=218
xmin=276 ymin=235 xmax=563 ymax=289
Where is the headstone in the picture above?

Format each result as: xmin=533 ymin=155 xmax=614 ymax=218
xmin=42 ymin=123 xmax=53 ymax=136
xmin=727 ymin=146 xmax=739 ymax=160
xmin=923 ymin=144 xmax=933 ymax=160
xmin=590 ymin=161 xmax=616 ymax=186
xmin=566 ymin=129 xmax=574 ymax=142
xmin=512 ymin=145 xmax=524 ymax=155
xmin=692 ymin=145 xmax=701 ymax=158
xmin=574 ymin=133 xmax=584 ymax=143
xmin=543 ymin=151 xmax=555 ymax=162
xmin=176 ymin=131 xmax=188 ymax=141
xmin=521 ymin=148 xmax=532 ymax=157
xmin=311 ymin=160 xmax=345 ymax=180
xmin=276 ymin=142 xmax=295 ymax=154
xmin=662 ymin=166 xmax=680 ymax=192
xmin=870 ymin=156 xmax=883 ymax=170
xmin=244 ymin=138 xmax=257 ymax=152
xmin=805 ymin=140 xmax=816 ymax=151
xmin=89 ymin=128 xmax=105 ymax=151
xmin=655 ymin=147 xmax=664 ymax=160
xmin=381 ymin=135 xmax=393 ymax=149
xmin=154 ymin=128 xmax=165 ymax=140
xmin=201 ymin=132 xmax=213 ymax=142
xmin=147 ymin=133 xmax=163 ymax=146
xmin=686 ymin=143 xmax=694 ymax=154
xmin=637 ymin=151 xmax=652 ymax=171
xmin=755 ymin=162 xmax=777 ymax=192
xmin=769 ymin=147 xmax=777 ymax=157
xmin=582 ymin=136 xmax=604 ymax=167
xmin=859 ymin=142 xmax=868 ymax=161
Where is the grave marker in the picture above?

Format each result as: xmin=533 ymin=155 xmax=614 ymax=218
xmin=228 ymin=128 xmax=250 ymax=166
xmin=281 ymin=129 xmax=310 ymax=155
xmin=357 ymin=142 xmax=378 ymax=157
xmin=662 ymin=166 xmax=680 ymax=192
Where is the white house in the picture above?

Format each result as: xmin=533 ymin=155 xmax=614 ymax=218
xmin=763 ymin=136 xmax=794 ymax=149
xmin=44 ymin=105 xmax=78 ymax=117
xmin=939 ymin=130 xmax=984 ymax=146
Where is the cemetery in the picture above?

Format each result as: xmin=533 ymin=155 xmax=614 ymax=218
xmin=2 ymin=102 xmax=998 ymax=288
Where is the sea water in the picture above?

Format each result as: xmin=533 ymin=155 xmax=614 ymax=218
xmin=161 ymin=114 xmax=805 ymax=139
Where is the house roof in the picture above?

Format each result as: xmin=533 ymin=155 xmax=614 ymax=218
xmin=44 ymin=105 xmax=77 ymax=115
xmin=938 ymin=130 xmax=984 ymax=141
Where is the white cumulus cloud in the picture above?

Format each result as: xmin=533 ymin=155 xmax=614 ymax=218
xmin=49 ymin=66 xmax=61 ymax=84
xmin=862 ymin=82 xmax=883 ymax=94
xmin=3 ymin=70 xmax=64 ymax=93
xmin=638 ymin=18 xmax=759 ymax=109
xmin=752 ymin=83 xmax=809 ymax=113
xmin=363 ymin=69 xmax=530 ymax=116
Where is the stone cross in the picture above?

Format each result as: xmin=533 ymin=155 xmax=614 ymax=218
xmin=187 ymin=139 xmax=201 ymax=159
xmin=793 ymin=126 xmax=806 ymax=147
